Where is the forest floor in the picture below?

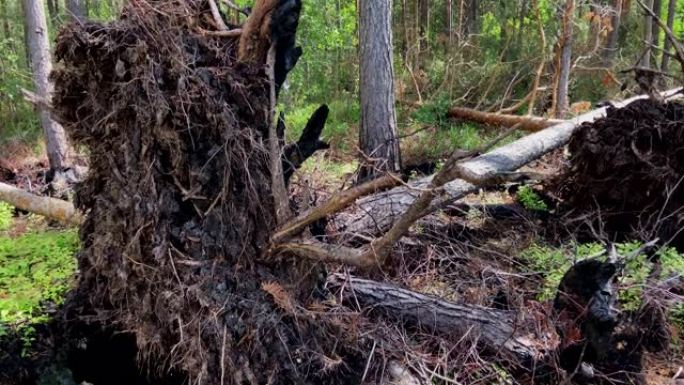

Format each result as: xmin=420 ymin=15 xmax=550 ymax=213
xmin=1 ymin=147 xmax=683 ymax=385
xmin=1 ymin=100 xmax=684 ymax=384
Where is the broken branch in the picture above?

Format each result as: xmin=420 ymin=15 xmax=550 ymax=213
xmin=0 ymin=182 xmax=82 ymax=226
xmin=448 ymin=107 xmax=564 ymax=132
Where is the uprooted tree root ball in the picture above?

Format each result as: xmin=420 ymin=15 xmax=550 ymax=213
xmin=50 ymin=1 xmax=361 ymax=383
xmin=554 ymin=98 xmax=684 ymax=246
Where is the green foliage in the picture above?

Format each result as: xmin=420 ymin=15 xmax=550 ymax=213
xmin=0 ymin=229 xmax=79 ymax=336
xmin=0 ymin=203 xmax=12 ymax=231
xmin=516 ymin=186 xmax=548 ymax=212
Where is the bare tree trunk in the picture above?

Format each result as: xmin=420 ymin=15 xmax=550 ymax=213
xmin=418 ymin=0 xmax=428 ymax=53
xmin=465 ymin=0 xmax=478 ymax=37
xmin=66 ymin=0 xmax=86 ymax=22
xmin=553 ymin=0 xmax=575 ymax=118
xmin=642 ymin=0 xmax=654 ymax=68
xmin=651 ymin=0 xmax=662 ymax=51
xmin=603 ymin=0 xmax=623 ymax=65
xmin=358 ymin=0 xmax=401 ymax=181
xmin=46 ymin=0 xmax=58 ymax=26
xmin=445 ymin=0 xmax=452 ymax=43
xmin=660 ymin=0 xmax=676 ymax=72
xmin=23 ymin=0 xmax=70 ymax=170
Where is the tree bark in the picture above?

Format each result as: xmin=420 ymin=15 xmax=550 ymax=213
xmin=660 ymin=0 xmax=677 ymax=73
xmin=603 ymin=0 xmax=623 ymax=65
xmin=24 ymin=0 xmax=70 ymax=171
xmin=553 ymin=0 xmax=575 ymax=118
xmin=46 ymin=0 xmax=58 ymax=26
xmin=445 ymin=0 xmax=452 ymax=43
xmin=418 ymin=0 xmax=428 ymax=53
xmin=651 ymin=0 xmax=662 ymax=52
xmin=358 ymin=0 xmax=402 ymax=181
xmin=0 ymin=182 xmax=82 ymax=225
xmin=643 ymin=0 xmax=654 ymax=68
xmin=464 ymin=0 xmax=478 ymax=37
xmin=66 ymin=0 xmax=86 ymax=22
xmin=327 ymin=274 xmax=555 ymax=366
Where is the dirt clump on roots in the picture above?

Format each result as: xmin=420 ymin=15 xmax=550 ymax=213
xmin=50 ymin=1 xmax=359 ymax=384
xmin=554 ymin=98 xmax=684 ymax=246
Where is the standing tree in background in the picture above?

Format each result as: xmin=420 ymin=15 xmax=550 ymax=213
xmin=358 ymin=0 xmax=401 ymax=182
xmin=552 ymin=0 xmax=575 ymax=118
xmin=24 ymin=0 xmax=69 ymax=171
xmin=66 ymin=0 xmax=86 ymax=22
xmin=642 ymin=0 xmax=654 ymax=68
xmin=603 ymin=0 xmax=623 ymax=65
xmin=660 ymin=0 xmax=677 ymax=73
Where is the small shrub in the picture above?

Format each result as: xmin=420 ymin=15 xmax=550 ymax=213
xmin=516 ymin=186 xmax=548 ymax=212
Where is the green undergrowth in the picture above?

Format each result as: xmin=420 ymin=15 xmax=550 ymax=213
xmin=516 ymin=186 xmax=548 ymax=212
xmin=520 ymin=241 xmax=684 ymax=328
xmin=0 ymin=205 xmax=79 ymax=343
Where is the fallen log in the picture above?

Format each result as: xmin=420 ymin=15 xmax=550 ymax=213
xmin=448 ymin=106 xmax=564 ymax=132
xmin=327 ymin=274 xmax=558 ymax=371
xmin=0 ymin=182 xmax=82 ymax=226
xmin=337 ymin=89 xmax=682 ymax=237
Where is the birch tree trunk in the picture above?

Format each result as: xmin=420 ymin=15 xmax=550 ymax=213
xmin=358 ymin=0 xmax=401 ymax=181
xmin=660 ymin=0 xmax=677 ymax=73
xmin=24 ymin=0 xmax=70 ymax=171
xmin=553 ymin=0 xmax=575 ymax=118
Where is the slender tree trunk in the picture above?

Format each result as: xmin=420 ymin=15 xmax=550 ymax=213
xmin=660 ymin=0 xmax=676 ymax=73
xmin=0 ymin=0 xmax=13 ymax=52
xmin=553 ymin=0 xmax=575 ymax=118
xmin=23 ymin=0 xmax=70 ymax=170
xmin=446 ymin=0 xmax=452 ymax=43
xmin=651 ymin=0 xmax=661 ymax=51
xmin=457 ymin=0 xmax=464 ymax=41
xmin=465 ymin=0 xmax=478 ymax=37
xmin=66 ymin=0 xmax=86 ymax=22
xmin=603 ymin=0 xmax=623 ymax=65
xmin=418 ymin=0 xmax=428 ymax=53
xmin=642 ymin=0 xmax=653 ymax=68
xmin=46 ymin=0 xmax=58 ymax=26
xmin=20 ymin=0 xmax=31 ymax=66
xmin=358 ymin=0 xmax=401 ymax=181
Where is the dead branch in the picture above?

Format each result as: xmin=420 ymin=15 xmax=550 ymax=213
xmin=327 ymin=274 xmax=556 ymax=366
xmin=0 ymin=182 xmax=82 ymax=226
xmin=197 ymin=27 xmax=243 ymax=37
xmin=238 ymin=0 xmax=278 ymax=64
xmin=448 ymin=106 xmax=564 ymax=132
xmin=271 ymin=173 xmax=399 ymax=244
xmin=208 ymin=0 xmax=229 ymax=30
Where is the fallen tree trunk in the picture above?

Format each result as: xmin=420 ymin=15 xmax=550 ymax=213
xmin=0 ymin=182 xmax=82 ymax=225
xmin=447 ymin=106 xmax=564 ymax=132
xmin=338 ymin=88 xmax=682 ymax=236
xmin=327 ymin=274 xmax=557 ymax=370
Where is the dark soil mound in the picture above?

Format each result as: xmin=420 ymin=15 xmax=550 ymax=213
xmin=49 ymin=1 xmax=357 ymax=384
xmin=555 ymin=98 xmax=684 ymax=246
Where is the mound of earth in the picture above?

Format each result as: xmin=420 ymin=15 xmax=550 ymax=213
xmin=555 ymin=97 xmax=684 ymax=246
